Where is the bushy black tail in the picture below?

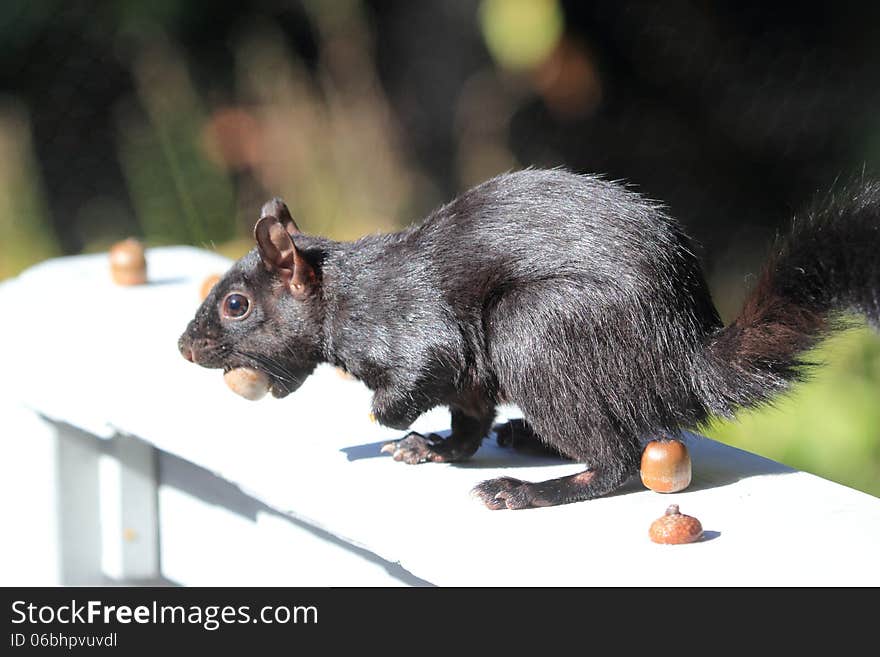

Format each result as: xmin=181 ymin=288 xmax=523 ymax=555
xmin=700 ymin=179 xmax=880 ymax=415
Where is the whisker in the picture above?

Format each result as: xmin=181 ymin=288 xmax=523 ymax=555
xmin=235 ymin=349 xmax=296 ymax=384
xmin=244 ymin=354 xmax=289 ymax=379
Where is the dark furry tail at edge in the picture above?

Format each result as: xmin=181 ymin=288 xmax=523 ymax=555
xmin=700 ymin=179 xmax=880 ymax=417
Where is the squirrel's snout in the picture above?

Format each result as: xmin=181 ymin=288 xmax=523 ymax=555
xmin=179 ymin=330 xmax=225 ymax=368
xmin=178 ymin=335 xmax=194 ymax=362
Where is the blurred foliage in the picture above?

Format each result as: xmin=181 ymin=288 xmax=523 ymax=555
xmin=0 ymin=1 xmax=878 ymax=498
xmin=480 ymin=0 xmax=563 ymax=71
xmin=118 ymin=38 xmax=237 ymax=249
xmin=0 ymin=103 xmax=59 ymax=279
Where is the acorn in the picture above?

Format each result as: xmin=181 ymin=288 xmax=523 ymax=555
xmin=109 ymin=238 xmax=147 ymax=286
xmin=223 ymin=367 xmax=271 ymax=401
xmin=200 ymin=273 xmax=222 ymax=300
xmin=640 ymin=439 xmax=692 ymax=493
xmin=649 ymin=504 xmax=703 ymax=544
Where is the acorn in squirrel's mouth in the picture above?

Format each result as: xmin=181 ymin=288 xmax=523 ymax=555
xmin=221 ymin=365 xmax=303 ymax=400
xmin=223 ymin=366 xmax=272 ymax=400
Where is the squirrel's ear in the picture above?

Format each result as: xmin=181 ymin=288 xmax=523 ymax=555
xmin=261 ymin=197 xmax=301 ymax=236
xmin=253 ymin=215 xmax=315 ymax=296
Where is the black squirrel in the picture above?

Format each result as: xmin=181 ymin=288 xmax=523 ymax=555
xmin=178 ymin=169 xmax=880 ymax=509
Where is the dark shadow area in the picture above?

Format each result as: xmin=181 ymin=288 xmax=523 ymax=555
xmin=343 ymin=435 xmax=573 ymax=469
xmin=455 ymin=445 xmax=573 ymax=469
xmin=342 ymin=423 xmax=573 ymax=468
xmin=344 ymin=428 xmax=793 ymax=491
xmin=339 ymin=440 xmax=390 ymax=461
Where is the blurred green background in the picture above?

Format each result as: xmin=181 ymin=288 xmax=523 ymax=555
xmin=1 ymin=1 xmax=878 ymax=496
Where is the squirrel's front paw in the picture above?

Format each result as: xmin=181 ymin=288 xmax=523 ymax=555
xmin=380 ymin=432 xmax=449 ymax=464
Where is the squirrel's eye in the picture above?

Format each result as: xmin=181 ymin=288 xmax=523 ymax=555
xmin=221 ymin=293 xmax=251 ymax=320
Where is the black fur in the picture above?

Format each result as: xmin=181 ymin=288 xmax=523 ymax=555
xmin=178 ymin=169 xmax=880 ymax=509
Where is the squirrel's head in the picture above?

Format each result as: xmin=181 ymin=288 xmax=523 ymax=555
xmin=178 ymin=198 xmax=325 ymax=398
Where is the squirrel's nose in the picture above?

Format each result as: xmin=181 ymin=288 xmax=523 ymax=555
xmin=178 ymin=335 xmax=195 ymax=362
